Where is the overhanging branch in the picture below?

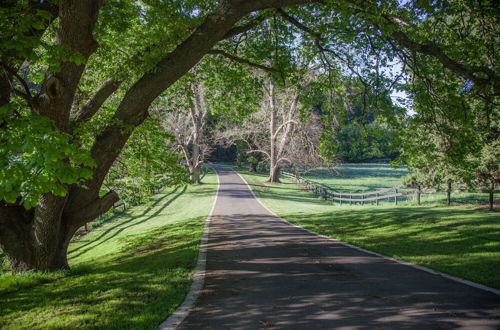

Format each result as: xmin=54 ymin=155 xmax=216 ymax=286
xmin=223 ymin=12 xmax=271 ymax=39
xmin=65 ymin=190 xmax=119 ymax=227
xmin=209 ymin=49 xmax=281 ymax=74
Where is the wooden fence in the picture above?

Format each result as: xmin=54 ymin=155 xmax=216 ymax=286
xmin=281 ymin=171 xmax=417 ymax=206
xmin=280 ymin=170 xmax=499 ymax=207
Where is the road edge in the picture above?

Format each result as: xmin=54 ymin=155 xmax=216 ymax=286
xmin=158 ymin=167 xmax=221 ymax=330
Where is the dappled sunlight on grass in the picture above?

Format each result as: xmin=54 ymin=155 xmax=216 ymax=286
xmin=0 ymin=171 xmax=217 ymax=329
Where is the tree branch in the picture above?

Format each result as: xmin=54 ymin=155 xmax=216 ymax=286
xmin=246 ymin=149 xmax=271 ymax=159
xmin=387 ymin=27 xmax=498 ymax=90
xmin=209 ymin=49 xmax=281 ymax=74
xmin=276 ymin=8 xmax=318 ymax=36
xmin=223 ymin=12 xmax=270 ymax=39
xmin=276 ymin=9 xmax=369 ymax=86
xmin=1 ymin=64 xmax=34 ymax=107
xmin=65 ymin=191 xmax=119 ymax=227
xmin=72 ymin=79 xmax=121 ymax=123
xmin=273 ymin=119 xmax=298 ymax=138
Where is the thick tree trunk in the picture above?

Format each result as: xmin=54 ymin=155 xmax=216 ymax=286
xmin=1 ymin=209 xmax=78 ymax=271
xmin=0 ymin=190 xmax=118 ymax=271
xmin=9 ymin=231 xmax=75 ymax=271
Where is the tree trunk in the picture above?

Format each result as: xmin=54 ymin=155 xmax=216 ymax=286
xmin=0 ymin=189 xmax=118 ymax=271
xmin=191 ymin=165 xmax=201 ymax=185
xmin=267 ymin=81 xmax=279 ymax=183
xmin=2 ymin=215 xmax=77 ymax=271
xmin=446 ymin=179 xmax=452 ymax=206
xmin=268 ymin=165 xmax=281 ymax=183
xmin=417 ymin=185 xmax=421 ymax=205
xmin=249 ymin=162 xmax=257 ymax=172
xmin=489 ymin=180 xmax=495 ymax=211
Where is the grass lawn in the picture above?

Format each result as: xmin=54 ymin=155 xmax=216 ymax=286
xmin=0 ymin=170 xmax=217 ymax=329
xmin=301 ymin=163 xmax=409 ymax=192
xmin=237 ymin=168 xmax=500 ymax=289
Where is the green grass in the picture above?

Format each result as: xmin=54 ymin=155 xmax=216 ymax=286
xmin=237 ymin=168 xmax=500 ymax=289
xmin=0 ymin=170 xmax=217 ymax=329
xmin=301 ymin=163 xmax=409 ymax=192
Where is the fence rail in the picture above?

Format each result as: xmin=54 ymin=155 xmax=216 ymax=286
xmin=281 ymin=170 xmax=498 ymax=206
xmin=282 ymin=171 xmax=414 ymax=205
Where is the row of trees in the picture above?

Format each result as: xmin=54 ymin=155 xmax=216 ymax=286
xmin=1 ymin=0 xmax=498 ymax=271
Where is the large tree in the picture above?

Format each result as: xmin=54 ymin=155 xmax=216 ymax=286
xmin=220 ymin=74 xmax=323 ymax=182
xmin=1 ymin=0 xmax=497 ymax=271
xmin=154 ymin=82 xmax=212 ymax=185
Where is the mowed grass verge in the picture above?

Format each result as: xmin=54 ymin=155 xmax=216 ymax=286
xmin=237 ymin=169 xmax=500 ymax=289
xmin=0 ymin=170 xmax=217 ymax=329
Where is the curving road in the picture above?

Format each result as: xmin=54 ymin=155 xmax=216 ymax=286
xmin=179 ymin=165 xmax=500 ymax=329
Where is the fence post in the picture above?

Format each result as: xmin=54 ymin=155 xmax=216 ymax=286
xmin=350 ymin=194 xmax=352 ymax=205
xmin=395 ymin=189 xmax=398 ymax=205
xmin=323 ymin=188 xmax=327 ymax=200
xmin=376 ymin=193 xmax=379 ymax=206
xmin=339 ymin=194 xmax=342 ymax=206
xmin=361 ymin=194 xmax=364 ymax=206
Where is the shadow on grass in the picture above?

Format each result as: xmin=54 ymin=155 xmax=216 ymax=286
xmin=69 ymin=186 xmax=187 ymax=259
xmin=0 ymin=217 xmax=204 ymax=329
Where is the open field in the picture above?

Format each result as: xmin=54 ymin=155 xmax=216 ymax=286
xmin=0 ymin=171 xmax=217 ymax=329
xmin=237 ymin=167 xmax=500 ymax=289
xmin=301 ymin=163 xmax=409 ymax=192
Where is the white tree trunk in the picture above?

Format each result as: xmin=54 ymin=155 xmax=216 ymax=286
xmin=267 ymin=81 xmax=280 ymax=183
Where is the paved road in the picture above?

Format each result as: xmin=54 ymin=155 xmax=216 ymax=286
xmin=179 ymin=165 xmax=500 ymax=329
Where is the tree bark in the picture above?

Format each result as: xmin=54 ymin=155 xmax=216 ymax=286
xmin=446 ymin=179 xmax=452 ymax=206
xmin=268 ymin=165 xmax=281 ymax=183
xmin=267 ymin=81 xmax=279 ymax=182
xmin=192 ymin=166 xmax=201 ymax=185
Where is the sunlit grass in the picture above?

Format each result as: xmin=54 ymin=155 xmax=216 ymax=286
xmin=238 ymin=169 xmax=500 ymax=289
xmin=0 ymin=170 xmax=217 ymax=329
xmin=301 ymin=163 xmax=408 ymax=192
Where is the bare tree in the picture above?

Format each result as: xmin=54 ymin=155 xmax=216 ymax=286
xmin=153 ymin=83 xmax=211 ymax=184
xmin=220 ymin=76 xmax=323 ymax=182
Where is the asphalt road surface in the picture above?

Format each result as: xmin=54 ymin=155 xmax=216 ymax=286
xmin=179 ymin=165 xmax=500 ymax=329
